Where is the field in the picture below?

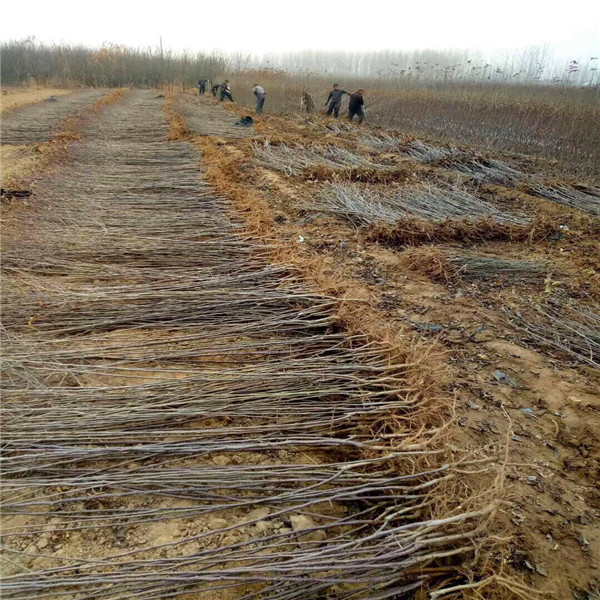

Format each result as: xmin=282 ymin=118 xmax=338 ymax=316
xmin=1 ymin=86 xmax=74 ymax=112
xmin=1 ymin=86 xmax=599 ymax=600
xmin=227 ymin=71 xmax=600 ymax=180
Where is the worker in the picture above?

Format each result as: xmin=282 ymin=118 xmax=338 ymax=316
xmin=211 ymin=83 xmax=220 ymax=97
xmin=220 ymin=80 xmax=233 ymax=102
xmin=253 ymin=83 xmax=266 ymax=114
xmin=300 ymin=91 xmax=316 ymax=114
xmin=348 ymin=89 xmax=365 ymax=124
xmin=325 ymin=83 xmax=350 ymax=118
xmin=198 ymin=78 xmax=209 ymax=95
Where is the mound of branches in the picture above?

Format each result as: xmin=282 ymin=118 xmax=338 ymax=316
xmin=368 ymin=215 xmax=560 ymax=246
xmin=358 ymin=132 xmax=405 ymax=150
xmin=436 ymin=152 xmax=524 ymax=185
xmin=252 ymin=141 xmax=391 ymax=176
xmin=314 ymin=182 xmax=528 ymax=226
xmin=394 ymin=183 xmax=527 ymax=223
xmin=528 ymin=183 xmax=600 ymax=216
xmin=302 ymin=166 xmax=414 ymax=184
xmin=400 ymin=246 xmax=549 ymax=283
xmin=311 ymin=183 xmax=404 ymax=225
xmin=404 ymin=140 xmax=457 ymax=163
xmin=395 ymin=141 xmax=523 ymax=185
xmin=506 ymin=301 xmax=600 ymax=367
xmin=323 ymin=120 xmax=353 ymax=134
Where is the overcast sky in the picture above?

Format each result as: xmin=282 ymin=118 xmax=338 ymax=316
xmin=1 ymin=0 xmax=598 ymax=62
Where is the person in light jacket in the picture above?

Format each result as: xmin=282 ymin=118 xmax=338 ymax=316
xmin=253 ymin=83 xmax=266 ymax=114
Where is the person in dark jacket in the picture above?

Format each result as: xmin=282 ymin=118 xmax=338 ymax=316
xmin=198 ymin=78 xmax=208 ymax=95
xmin=325 ymin=84 xmax=349 ymax=118
xmin=348 ymin=89 xmax=365 ymax=124
xmin=220 ymin=80 xmax=233 ymax=102
xmin=211 ymin=83 xmax=220 ymax=97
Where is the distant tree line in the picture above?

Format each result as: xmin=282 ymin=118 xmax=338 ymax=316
xmin=256 ymin=48 xmax=599 ymax=86
xmin=0 ymin=38 xmax=237 ymax=88
xmin=1 ymin=39 xmax=598 ymax=88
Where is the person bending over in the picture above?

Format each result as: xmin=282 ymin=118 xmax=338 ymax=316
xmin=253 ymin=83 xmax=266 ymax=114
xmin=220 ymin=80 xmax=234 ymax=102
xmin=348 ymin=89 xmax=365 ymax=124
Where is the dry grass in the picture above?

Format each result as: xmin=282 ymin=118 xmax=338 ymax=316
xmin=399 ymin=246 xmax=549 ymax=283
xmin=368 ymin=215 xmax=561 ymax=246
xmin=1 ymin=87 xmax=74 ymax=113
xmin=400 ymin=246 xmax=453 ymax=281
xmin=303 ymin=164 xmax=414 ymax=183
xmin=64 ymin=87 xmax=128 ymax=124
xmin=1 ymin=145 xmax=52 ymax=190
xmin=163 ymin=93 xmax=190 ymax=140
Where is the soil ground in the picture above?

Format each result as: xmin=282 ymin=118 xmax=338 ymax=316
xmin=4 ymin=89 xmax=471 ymax=600
xmin=1 ymin=89 xmax=598 ymax=600
xmin=172 ymin=92 xmax=600 ymax=599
